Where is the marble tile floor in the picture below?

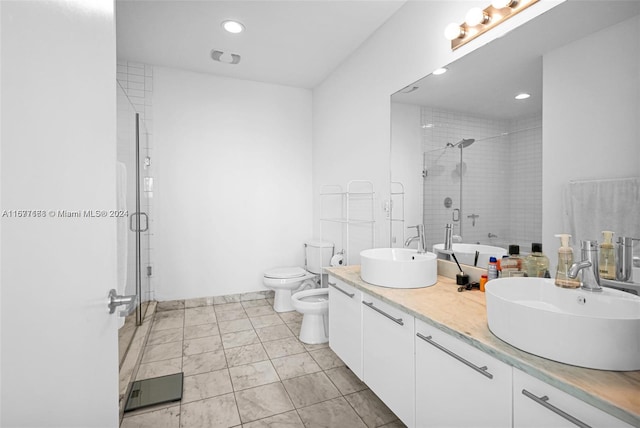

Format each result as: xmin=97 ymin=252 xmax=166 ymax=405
xmin=121 ymin=298 xmax=405 ymax=428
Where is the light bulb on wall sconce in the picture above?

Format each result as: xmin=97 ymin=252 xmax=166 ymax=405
xmin=465 ymin=7 xmax=490 ymax=26
xmin=491 ymin=0 xmax=516 ymax=9
xmin=444 ymin=23 xmax=465 ymax=40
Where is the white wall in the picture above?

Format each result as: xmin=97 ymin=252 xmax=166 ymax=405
xmin=153 ymin=67 xmax=313 ymax=300
xmin=1 ymin=1 xmax=119 ymax=426
xmin=312 ymin=0 xmax=561 ymax=258
xmin=390 ymin=102 xmax=423 ymax=247
xmin=542 ymin=14 xmax=640 ymax=258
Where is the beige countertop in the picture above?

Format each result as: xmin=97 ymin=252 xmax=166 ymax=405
xmin=326 ymin=264 xmax=640 ymax=427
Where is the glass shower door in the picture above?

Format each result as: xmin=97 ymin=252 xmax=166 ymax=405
xmin=117 ymin=83 xmax=152 ymax=338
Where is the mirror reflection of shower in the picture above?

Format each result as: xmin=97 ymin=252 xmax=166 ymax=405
xmin=447 ymin=139 xmax=474 ymax=238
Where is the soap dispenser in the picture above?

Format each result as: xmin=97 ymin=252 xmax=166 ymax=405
xmin=554 ymin=234 xmax=580 ymax=288
xmin=599 ymin=231 xmax=616 ymax=280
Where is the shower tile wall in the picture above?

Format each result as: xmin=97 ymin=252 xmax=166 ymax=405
xmin=421 ymin=107 xmax=542 ymax=253
xmin=117 ymin=60 xmax=156 ymax=301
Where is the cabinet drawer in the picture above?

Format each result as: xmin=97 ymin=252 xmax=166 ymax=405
xmin=514 ymin=369 xmax=634 ymax=428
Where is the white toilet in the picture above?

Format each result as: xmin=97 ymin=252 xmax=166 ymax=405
xmin=263 ymin=266 xmax=317 ymax=313
xmin=263 ymin=240 xmax=334 ymax=344
xmin=291 ymin=287 xmax=330 ymax=344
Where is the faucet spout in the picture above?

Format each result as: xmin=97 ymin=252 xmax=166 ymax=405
xmin=406 ymin=224 xmax=427 ymax=254
xmin=444 ymin=224 xmax=453 ymax=251
xmin=568 ymin=260 xmax=592 ymax=278
xmin=568 ymin=240 xmax=603 ymax=292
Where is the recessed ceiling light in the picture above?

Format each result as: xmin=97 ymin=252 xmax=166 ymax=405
xmin=515 ymin=93 xmax=531 ymax=100
xmin=433 ymin=67 xmax=448 ymax=76
xmin=222 ymin=20 xmax=244 ymax=34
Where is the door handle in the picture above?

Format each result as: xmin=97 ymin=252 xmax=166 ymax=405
xmin=362 ymin=301 xmax=404 ymax=325
xmin=329 ymin=281 xmax=355 ymax=298
xmin=417 ymin=332 xmax=493 ymax=379
xmin=521 ymin=389 xmax=591 ymax=428
xmin=108 ymin=289 xmax=137 ymax=316
xmin=129 ymin=212 xmax=149 ymax=232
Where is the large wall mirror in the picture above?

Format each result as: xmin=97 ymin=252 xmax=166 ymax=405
xmin=390 ymin=1 xmax=640 ymax=267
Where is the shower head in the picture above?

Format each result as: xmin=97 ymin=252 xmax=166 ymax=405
xmin=446 ymin=138 xmax=475 ymax=149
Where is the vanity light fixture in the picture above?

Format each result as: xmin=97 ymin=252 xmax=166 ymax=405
xmin=432 ymin=67 xmax=448 ymax=75
xmin=222 ymin=20 xmax=245 ymax=34
xmin=445 ymin=0 xmax=540 ymax=50
xmin=515 ymin=93 xmax=531 ymax=100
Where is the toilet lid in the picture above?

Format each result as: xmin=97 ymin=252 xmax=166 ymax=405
xmin=264 ymin=267 xmax=307 ymax=279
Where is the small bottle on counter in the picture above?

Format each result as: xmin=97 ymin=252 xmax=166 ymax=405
xmin=487 ymin=257 xmax=498 ymax=281
xmin=479 ymin=274 xmax=488 ymax=292
xmin=525 ymin=243 xmax=549 ymax=278
xmin=501 ymin=245 xmax=525 ymax=278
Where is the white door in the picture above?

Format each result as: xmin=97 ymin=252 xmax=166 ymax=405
xmin=1 ymin=1 xmax=119 ymax=427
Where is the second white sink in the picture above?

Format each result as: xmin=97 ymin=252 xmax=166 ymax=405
xmin=486 ymin=277 xmax=640 ymax=371
xmin=360 ymin=248 xmax=437 ymax=289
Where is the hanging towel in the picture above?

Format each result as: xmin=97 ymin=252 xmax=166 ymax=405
xmin=562 ymin=177 xmax=640 ymax=243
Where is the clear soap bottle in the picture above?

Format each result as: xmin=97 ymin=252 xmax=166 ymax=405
xmin=554 ymin=234 xmax=580 ymax=288
xmin=599 ymin=231 xmax=616 ymax=280
xmin=525 ymin=243 xmax=549 ymax=278
xmin=501 ymin=245 xmax=524 ymax=278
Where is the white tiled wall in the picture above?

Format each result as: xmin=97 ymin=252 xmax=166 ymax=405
xmin=117 ymin=60 xmax=155 ymax=300
xmin=421 ymin=107 xmax=542 ymax=254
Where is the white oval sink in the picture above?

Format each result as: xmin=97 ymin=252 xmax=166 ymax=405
xmin=433 ymin=243 xmax=507 ymax=267
xmin=486 ymin=277 xmax=640 ymax=371
xmin=360 ymin=248 xmax=437 ymax=289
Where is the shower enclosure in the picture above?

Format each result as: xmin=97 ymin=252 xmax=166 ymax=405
xmin=420 ymin=106 xmax=542 ymax=252
xmin=117 ymin=83 xmax=153 ymax=365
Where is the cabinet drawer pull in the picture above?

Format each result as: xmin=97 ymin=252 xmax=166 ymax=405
xmin=522 ymin=389 xmax=591 ymax=428
xmin=329 ymin=282 xmax=355 ymax=298
xmin=362 ymin=301 xmax=404 ymax=325
xmin=416 ymin=332 xmax=493 ymax=379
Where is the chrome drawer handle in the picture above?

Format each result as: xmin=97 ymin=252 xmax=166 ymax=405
xmin=362 ymin=301 xmax=403 ymax=325
xmin=522 ymin=389 xmax=591 ymax=428
xmin=416 ymin=332 xmax=493 ymax=379
xmin=329 ymin=282 xmax=355 ymax=298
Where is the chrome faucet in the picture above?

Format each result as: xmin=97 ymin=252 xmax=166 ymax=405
xmin=444 ymin=224 xmax=453 ymax=251
xmin=405 ymin=224 xmax=427 ymax=254
xmin=568 ymin=240 xmax=603 ymax=292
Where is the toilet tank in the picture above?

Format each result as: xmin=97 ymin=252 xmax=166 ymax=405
xmin=305 ymin=240 xmax=334 ymax=274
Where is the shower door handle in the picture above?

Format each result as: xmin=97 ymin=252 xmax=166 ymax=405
xmin=108 ymin=289 xmax=137 ymax=316
xmin=129 ymin=212 xmax=149 ymax=232
xmin=452 ymin=208 xmax=460 ymax=222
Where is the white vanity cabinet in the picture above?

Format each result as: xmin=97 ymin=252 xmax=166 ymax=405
xmin=415 ymin=318 xmax=512 ymax=428
xmin=328 ymin=276 xmax=363 ymax=379
xmin=361 ymin=293 xmax=415 ymax=427
xmin=513 ymin=369 xmax=634 ymax=428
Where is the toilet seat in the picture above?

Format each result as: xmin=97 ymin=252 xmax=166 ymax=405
xmin=291 ymin=288 xmax=329 ymax=314
xmin=264 ymin=267 xmax=307 ymax=279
